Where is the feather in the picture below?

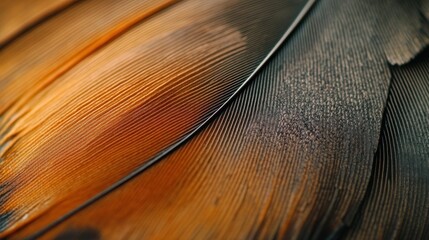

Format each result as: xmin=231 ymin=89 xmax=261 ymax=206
xmin=346 ymin=48 xmax=429 ymax=239
xmin=4 ymin=0 xmax=429 ymax=239
xmin=1 ymin=0 xmax=429 ymax=239
xmin=0 ymin=0 xmax=312 ymax=237
xmin=0 ymin=0 xmax=76 ymax=47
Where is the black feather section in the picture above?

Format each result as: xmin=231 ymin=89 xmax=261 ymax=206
xmin=345 ymin=48 xmax=429 ymax=239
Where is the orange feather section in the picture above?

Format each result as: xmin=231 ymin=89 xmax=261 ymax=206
xmin=0 ymin=0 xmax=75 ymax=45
xmin=0 ymin=0 xmax=307 ymax=236
xmin=0 ymin=0 xmax=178 ymax=114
